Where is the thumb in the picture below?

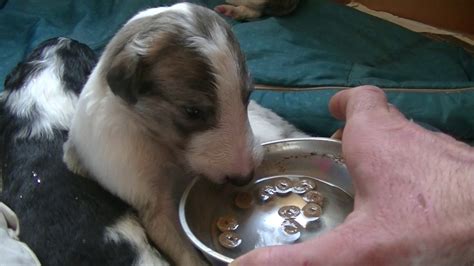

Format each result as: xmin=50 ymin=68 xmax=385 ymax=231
xmin=329 ymin=86 xmax=403 ymax=123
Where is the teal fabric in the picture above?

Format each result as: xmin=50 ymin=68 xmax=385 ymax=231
xmin=1 ymin=0 xmax=158 ymax=87
xmin=1 ymin=0 xmax=473 ymax=140
xmin=0 ymin=0 xmax=221 ymax=88
xmin=235 ymin=0 xmax=474 ymax=88
xmin=251 ymin=89 xmax=474 ymax=139
xmin=234 ymin=0 xmax=474 ymax=139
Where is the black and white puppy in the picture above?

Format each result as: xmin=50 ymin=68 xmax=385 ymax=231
xmin=63 ymin=3 xmax=262 ymax=264
xmin=215 ymin=0 xmax=300 ymax=20
xmin=0 ymin=38 xmax=167 ymax=265
xmin=57 ymin=3 xmax=307 ymax=265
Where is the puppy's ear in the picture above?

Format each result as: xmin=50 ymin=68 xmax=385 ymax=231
xmin=106 ymin=50 xmax=144 ymax=104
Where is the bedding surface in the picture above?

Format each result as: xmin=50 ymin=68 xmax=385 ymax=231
xmin=1 ymin=0 xmax=473 ymax=139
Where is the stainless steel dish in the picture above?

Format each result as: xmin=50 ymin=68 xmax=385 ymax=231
xmin=179 ymin=138 xmax=354 ymax=264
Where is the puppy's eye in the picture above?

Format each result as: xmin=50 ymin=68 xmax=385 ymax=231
xmin=184 ymin=106 xmax=202 ymax=120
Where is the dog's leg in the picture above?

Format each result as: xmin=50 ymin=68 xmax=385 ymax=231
xmin=63 ymin=140 xmax=89 ymax=177
xmin=140 ymin=206 xmax=208 ymax=266
xmin=225 ymin=0 xmax=267 ymax=9
xmin=214 ymin=4 xmax=262 ymax=20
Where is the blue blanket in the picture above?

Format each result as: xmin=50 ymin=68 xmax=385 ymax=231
xmin=1 ymin=0 xmax=473 ymax=139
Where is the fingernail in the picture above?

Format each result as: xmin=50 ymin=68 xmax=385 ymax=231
xmin=331 ymin=128 xmax=344 ymax=140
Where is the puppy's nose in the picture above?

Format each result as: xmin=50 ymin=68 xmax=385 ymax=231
xmin=227 ymin=171 xmax=254 ymax=186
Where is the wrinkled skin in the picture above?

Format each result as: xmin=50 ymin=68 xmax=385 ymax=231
xmin=232 ymin=86 xmax=474 ymax=266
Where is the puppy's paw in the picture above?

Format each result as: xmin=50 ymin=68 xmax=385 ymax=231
xmin=179 ymin=252 xmax=209 ymax=266
xmin=214 ymin=4 xmax=262 ymax=20
xmin=214 ymin=4 xmax=238 ymax=18
xmin=63 ymin=140 xmax=88 ymax=177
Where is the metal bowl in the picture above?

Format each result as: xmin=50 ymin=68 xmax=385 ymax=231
xmin=179 ymin=138 xmax=354 ymax=265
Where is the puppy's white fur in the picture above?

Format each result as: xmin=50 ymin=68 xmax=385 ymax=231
xmin=2 ymin=38 xmax=78 ymax=140
xmin=127 ymin=3 xmax=191 ymax=24
xmin=249 ymin=100 xmax=309 ymax=143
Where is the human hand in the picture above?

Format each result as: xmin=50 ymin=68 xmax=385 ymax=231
xmin=232 ymin=86 xmax=474 ymax=265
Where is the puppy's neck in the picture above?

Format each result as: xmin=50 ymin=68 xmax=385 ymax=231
xmin=68 ymin=67 xmax=193 ymax=210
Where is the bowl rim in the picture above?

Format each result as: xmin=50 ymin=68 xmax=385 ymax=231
xmin=179 ymin=137 xmax=342 ymax=263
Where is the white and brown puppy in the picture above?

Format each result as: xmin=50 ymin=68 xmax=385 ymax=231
xmin=64 ymin=3 xmax=262 ymax=265
xmin=215 ymin=0 xmax=300 ymax=20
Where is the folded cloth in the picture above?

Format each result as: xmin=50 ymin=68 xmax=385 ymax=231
xmin=0 ymin=202 xmax=41 ymax=265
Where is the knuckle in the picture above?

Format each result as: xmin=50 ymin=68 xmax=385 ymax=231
xmin=354 ymin=85 xmax=383 ymax=94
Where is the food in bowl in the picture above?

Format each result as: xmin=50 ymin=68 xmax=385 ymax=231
xmin=179 ymin=138 xmax=355 ymax=264
xmin=234 ymin=192 xmax=254 ymax=209
xmin=218 ymin=231 xmax=242 ymax=249
xmin=216 ymin=215 xmax=239 ymax=232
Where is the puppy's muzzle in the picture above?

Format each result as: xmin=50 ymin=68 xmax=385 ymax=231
xmin=226 ymin=171 xmax=254 ymax=186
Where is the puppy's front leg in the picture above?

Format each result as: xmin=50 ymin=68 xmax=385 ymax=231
xmin=140 ymin=206 xmax=208 ymax=266
xmin=215 ymin=4 xmax=262 ymax=20
xmin=63 ymin=140 xmax=89 ymax=177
